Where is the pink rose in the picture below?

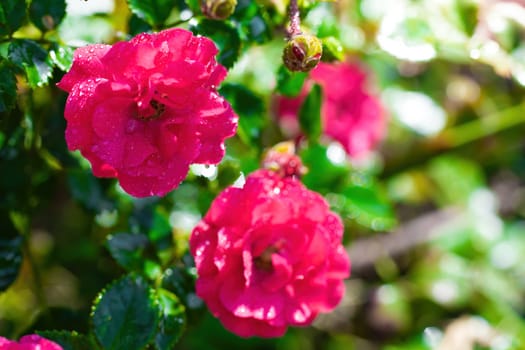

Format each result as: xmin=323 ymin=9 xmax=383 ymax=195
xmin=0 ymin=335 xmax=62 ymax=350
xmin=190 ymin=169 xmax=350 ymax=337
xmin=275 ymin=61 xmax=385 ymax=158
xmin=58 ymin=28 xmax=237 ymax=197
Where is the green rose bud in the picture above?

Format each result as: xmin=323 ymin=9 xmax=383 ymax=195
xmin=282 ymin=34 xmax=323 ymax=72
xmin=200 ymin=0 xmax=237 ymax=20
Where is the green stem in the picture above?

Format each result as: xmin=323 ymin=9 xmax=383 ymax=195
xmin=23 ymin=239 xmax=47 ymax=310
xmin=164 ymin=17 xmax=192 ymax=29
xmin=439 ymin=102 xmax=525 ymax=148
xmin=382 ymin=102 xmax=525 ymax=177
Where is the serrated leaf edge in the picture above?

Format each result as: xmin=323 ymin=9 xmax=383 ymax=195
xmin=90 ymin=273 xmax=161 ymax=350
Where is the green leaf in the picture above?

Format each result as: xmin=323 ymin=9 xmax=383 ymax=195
xmin=127 ymin=0 xmax=174 ymax=28
xmin=29 ymin=0 xmax=66 ymax=32
xmin=0 ymin=0 xmax=27 ymax=37
xmin=0 ymin=57 xmax=17 ymax=113
xmin=340 ymin=184 xmax=396 ymax=231
xmin=154 ymin=289 xmax=186 ymax=349
xmin=106 ymin=233 xmax=150 ymax=271
xmin=427 ymin=155 xmax=484 ymax=205
xmin=128 ymin=13 xmax=152 ymax=36
xmin=299 ymin=83 xmax=322 ymax=141
xmin=455 ymin=0 xmax=478 ymax=37
xmin=217 ymin=160 xmax=241 ymax=188
xmin=149 ymin=207 xmax=171 ymax=242
xmin=321 ymin=36 xmax=344 ymax=62
xmin=184 ymin=0 xmax=200 ymax=14
xmin=219 ymin=83 xmax=265 ymax=146
xmin=67 ymin=169 xmax=106 ymax=211
xmin=161 ymin=266 xmax=201 ymax=309
xmin=49 ymin=43 xmax=74 ymax=71
xmin=0 ymin=214 xmax=23 ymax=292
xmin=231 ymin=0 xmax=271 ymax=44
xmin=276 ymin=65 xmax=307 ymax=97
xmin=92 ymin=275 xmax=159 ymax=350
xmin=37 ymin=331 xmax=100 ymax=350
xmin=190 ymin=19 xmax=241 ymax=69
xmin=8 ymin=39 xmax=53 ymax=88
xmin=300 ymin=143 xmax=350 ymax=192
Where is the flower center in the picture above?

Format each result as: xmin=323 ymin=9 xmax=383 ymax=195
xmin=136 ymin=81 xmax=168 ymax=120
xmin=136 ymin=98 xmax=166 ymax=120
xmin=253 ymin=239 xmax=285 ymax=271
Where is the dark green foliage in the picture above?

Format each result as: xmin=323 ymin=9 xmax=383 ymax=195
xmin=127 ymin=0 xmax=175 ymax=28
xmin=0 ymin=0 xmax=27 ymax=36
xmin=299 ymin=83 xmax=322 ymax=141
xmin=8 ymin=40 xmax=53 ymax=88
xmin=190 ymin=19 xmax=241 ymax=69
xmin=106 ymin=233 xmax=150 ymax=271
xmin=220 ymin=83 xmax=265 ymax=146
xmin=0 ymin=57 xmax=17 ymax=113
xmin=231 ymin=0 xmax=271 ymax=44
xmin=3 ymin=0 xmax=525 ymax=349
xmin=92 ymin=275 xmax=160 ymax=350
xmin=37 ymin=331 xmax=100 ymax=350
xmin=29 ymin=0 xmax=67 ymax=32
xmin=0 ymin=214 xmax=22 ymax=292
xmin=161 ymin=265 xmax=199 ymax=309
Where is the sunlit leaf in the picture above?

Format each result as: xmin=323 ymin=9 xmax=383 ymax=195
xmin=8 ymin=40 xmax=53 ymax=88
xmin=340 ymin=183 xmax=397 ymax=231
xmin=49 ymin=43 xmax=74 ymax=72
xmin=300 ymin=143 xmax=350 ymax=192
xmin=276 ymin=65 xmax=307 ymax=97
xmin=427 ymin=155 xmax=485 ymax=205
xmin=154 ymin=289 xmax=186 ymax=349
xmin=454 ymin=0 xmax=478 ymax=37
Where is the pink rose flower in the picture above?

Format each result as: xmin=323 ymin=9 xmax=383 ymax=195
xmin=275 ymin=61 xmax=386 ymax=158
xmin=190 ymin=169 xmax=350 ymax=337
xmin=58 ymin=28 xmax=237 ymax=197
xmin=0 ymin=335 xmax=62 ymax=350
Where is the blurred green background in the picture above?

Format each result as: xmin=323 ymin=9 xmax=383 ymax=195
xmin=2 ymin=0 xmax=525 ymax=349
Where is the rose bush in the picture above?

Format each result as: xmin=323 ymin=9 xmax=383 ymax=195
xmin=58 ymin=28 xmax=237 ymax=197
xmin=275 ymin=61 xmax=386 ymax=158
xmin=0 ymin=335 xmax=62 ymax=350
xmin=190 ymin=169 xmax=350 ymax=337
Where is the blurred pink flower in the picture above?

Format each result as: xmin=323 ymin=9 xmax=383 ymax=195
xmin=0 ymin=335 xmax=62 ymax=350
xmin=190 ymin=169 xmax=350 ymax=337
xmin=58 ymin=28 xmax=237 ymax=197
xmin=275 ymin=61 xmax=386 ymax=158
